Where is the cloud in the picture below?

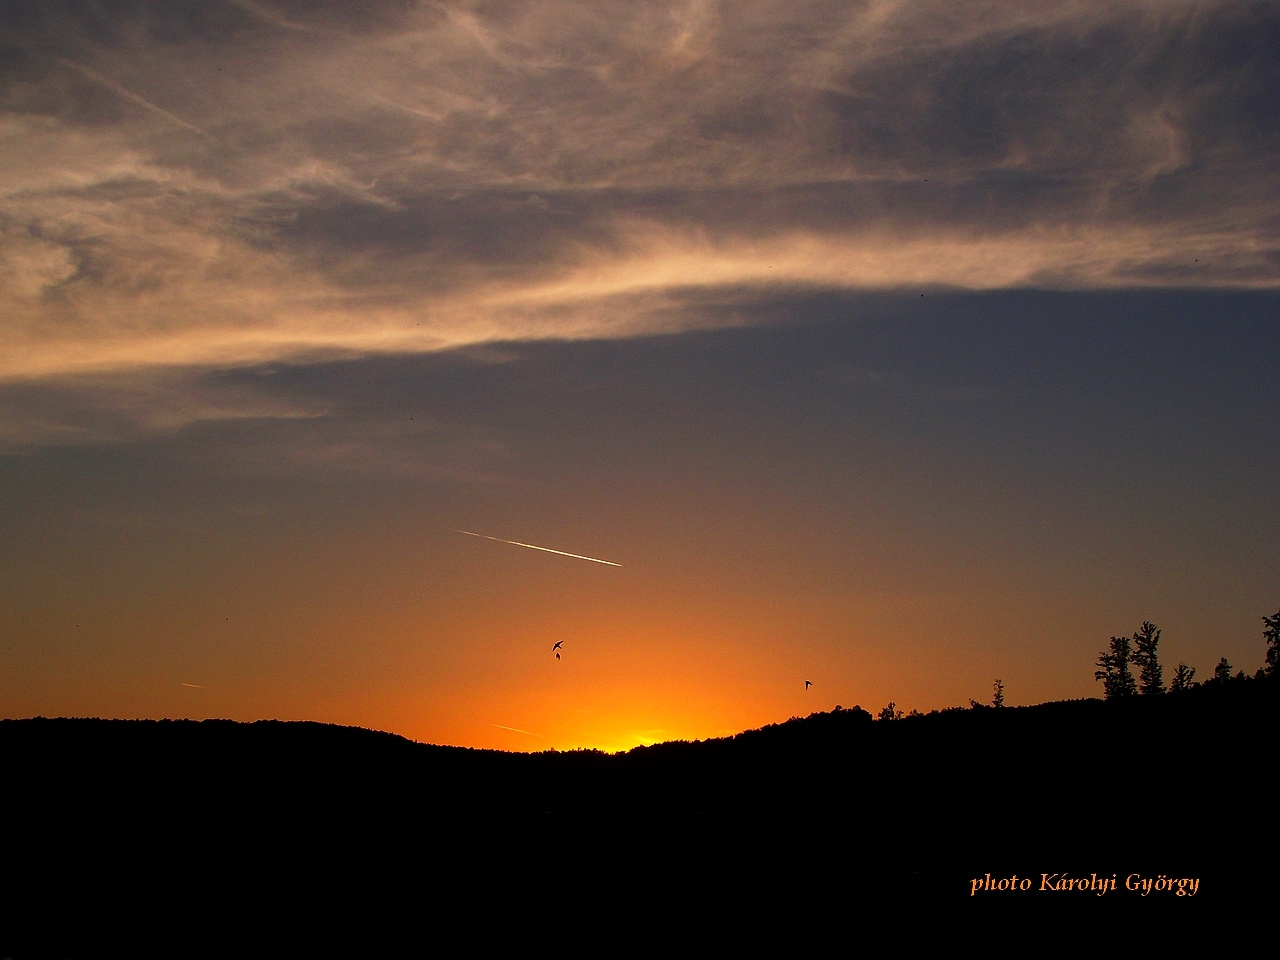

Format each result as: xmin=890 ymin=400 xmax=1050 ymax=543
xmin=1 ymin=0 xmax=1277 ymax=439
xmin=0 ymin=355 xmax=530 ymax=484
xmin=0 ymin=369 xmax=329 ymax=450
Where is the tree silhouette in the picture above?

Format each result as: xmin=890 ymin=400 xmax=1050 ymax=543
xmin=1095 ymin=635 xmax=1137 ymax=698
xmin=1131 ymin=621 xmax=1164 ymax=695
xmin=1264 ymin=608 xmax=1280 ymax=678
xmin=1211 ymin=657 xmax=1233 ymax=683
xmin=1169 ymin=662 xmax=1197 ymax=692
xmin=992 ymin=679 xmax=1005 ymax=708
xmin=877 ymin=702 xmax=904 ymax=721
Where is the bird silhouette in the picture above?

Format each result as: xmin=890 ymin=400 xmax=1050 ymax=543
xmin=555 ymin=652 xmax=560 ymax=660
xmin=805 ymin=680 xmax=813 ymax=689
xmin=552 ymin=641 xmax=564 ymax=652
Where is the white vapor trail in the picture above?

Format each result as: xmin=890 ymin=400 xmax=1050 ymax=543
xmin=455 ymin=530 xmax=621 ymax=566
xmin=492 ymin=724 xmax=544 ymax=738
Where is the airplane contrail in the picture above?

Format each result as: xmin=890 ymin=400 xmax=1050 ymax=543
xmin=57 ymin=59 xmax=209 ymax=136
xmin=181 ymin=682 xmax=204 ymax=688
xmin=455 ymin=529 xmax=621 ymax=567
xmin=492 ymin=724 xmax=544 ymax=738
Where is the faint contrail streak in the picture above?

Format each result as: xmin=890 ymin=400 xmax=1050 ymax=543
xmin=492 ymin=724 xmax=544 ymax=738
xmin=57 ymin=59 xmax=209 ymax=135
xmin=181 ymin=682 xmax=204 ymax=688
xmin=455 ymin=529 xmax=621 ymax=566
xmin=225 ymin=0 xmax=314 ymax=32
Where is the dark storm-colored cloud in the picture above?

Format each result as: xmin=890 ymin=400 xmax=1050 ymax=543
xmin=1 ymin=0 xmax=1278 ymax=440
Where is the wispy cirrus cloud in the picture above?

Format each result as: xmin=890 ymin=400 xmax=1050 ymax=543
xmin=0 ymin=368 xmax=328 ymax=450
xmin=1 ymin=0 xmax=1277 ymax=440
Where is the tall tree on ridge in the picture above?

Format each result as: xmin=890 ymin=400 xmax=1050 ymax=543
xmin=1263 ymin=608 xmax=1280 ymax=678
xmin=1131 ymin=621 xmax=1164 ymax=695
xmin=1095 ymin=635 xmax=1137 ymax=699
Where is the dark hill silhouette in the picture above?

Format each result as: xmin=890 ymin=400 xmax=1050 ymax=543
xmin=2 ymin=680 xmax=1273 ymax=954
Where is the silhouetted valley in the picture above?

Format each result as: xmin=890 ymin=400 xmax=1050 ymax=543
xmin=3 ymin=679 xmax=1274 ymax=954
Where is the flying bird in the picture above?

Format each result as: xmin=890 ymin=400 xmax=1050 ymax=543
xmin=555 ymin=652 xmax=560 ymax=660
xmin=552 ymin=641 xmax=563 ymax=652
xmin=805 ymin=680 xmax=813 ymax=689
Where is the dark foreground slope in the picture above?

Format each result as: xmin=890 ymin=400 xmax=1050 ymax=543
xmin=2 ymin=681 xmax=1274 ymax=954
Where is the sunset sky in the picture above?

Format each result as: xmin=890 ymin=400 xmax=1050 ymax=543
xmin=2 ymin=1 xmax=1277 ymax=752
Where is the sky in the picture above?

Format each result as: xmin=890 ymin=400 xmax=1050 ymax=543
xmin=2 ymin=0 xmax=1277 ymax=752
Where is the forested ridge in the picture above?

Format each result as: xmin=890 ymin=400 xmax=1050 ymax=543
xmin=2 ymin=675 xmax=1273 ymax=954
